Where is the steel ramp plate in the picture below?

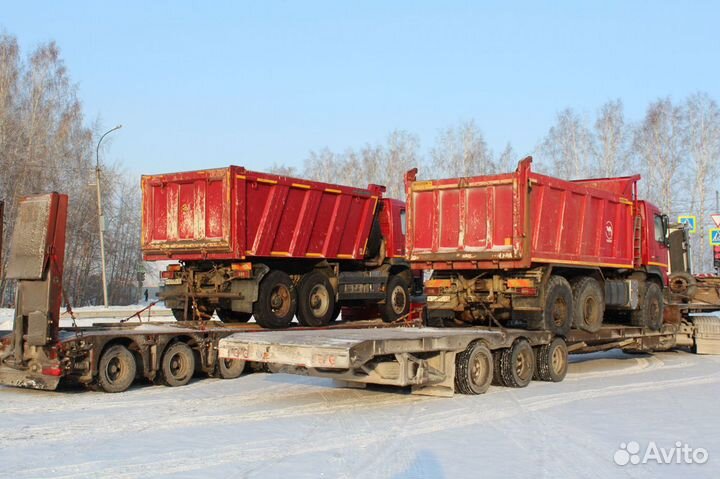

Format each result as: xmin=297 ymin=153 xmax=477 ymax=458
xmin=218 ymin=327 xmax=505 ymax=369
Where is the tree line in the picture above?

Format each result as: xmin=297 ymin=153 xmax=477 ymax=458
xmin=273 ymin=97 xmax=720 ymax=273
xmin=0 ymin=34 xmax=141 ymax=306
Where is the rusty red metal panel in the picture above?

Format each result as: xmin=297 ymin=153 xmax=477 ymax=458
xmin=405 ymin=157 xmax=637 ymax=270
xmin=142 ymin=167 xmax=381 ymax=262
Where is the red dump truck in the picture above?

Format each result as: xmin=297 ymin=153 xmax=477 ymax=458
xmin=142 ymin=167 xmax=412 ymax=328
xmin=405 ymin=157 xmax=671 ymax=335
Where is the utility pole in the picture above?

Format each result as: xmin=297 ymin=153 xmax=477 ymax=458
xmin=96 ymin=125 xmax=122 ymax=307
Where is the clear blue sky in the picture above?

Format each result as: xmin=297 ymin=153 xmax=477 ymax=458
xmin=3 ymin=1 xmax=719 ymax=176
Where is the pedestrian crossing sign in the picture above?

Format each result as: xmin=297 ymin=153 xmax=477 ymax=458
xmin=711 ymin=228 xmax=720 ymax=246
xmin=678 ymin=215 xmax=696 ymax=234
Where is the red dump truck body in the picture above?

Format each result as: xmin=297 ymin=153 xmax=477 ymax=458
xmin=405 ymin=157 xmax=642 ymax=271
xmin=142 ymin=167 xmax=384 ymax=262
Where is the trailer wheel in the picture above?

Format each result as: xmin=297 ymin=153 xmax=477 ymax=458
xmin=297 ymin=271 xmax=336 ymax=326
xmin=631 ymin=282 xmax=663 ymax=331
xmin=160 ymin=342 xmax=195 ymax=387
xmin=217 ymin=356 xmax=246 ymax=379
xmin=217 ymin=309 xmax=252 ymax=323
xmin=571 ymin=277 xmax=604 ymax=333
xmin=97 ymin=345 xmax=137 ymax=393
xmin=455 ymin=341 xmax=494 ymax=394
xmin=534 ymin=338 xmax=568 ymax=382
xmin=528 ymin=275 xmax=573 ymax=336
xmin=498 ymin=339 xmax=535 ymax=388
xmin=253 ymin=270 xmax=297 ymax=329
xmin=380 ymin=274 xmax=410 ymax=323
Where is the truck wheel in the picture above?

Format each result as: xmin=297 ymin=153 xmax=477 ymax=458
xmin=631 ymin=282 xmax=663 ymax=331
xmin=217 ymin=309 xmax=252 ymax=323
xmin=253 ymin=270 xmax=297 ymax=329
xmin=498 ymin=339 xmax=535 ymax=388
xmin=97 ymin=345 xmax=137 ymax=393
xmin=571 ymin=277 xmax=604 ymax=333
xmin=528 ymin=275 xmax=573 ymax=336
xmin=380 ymin=274 xmax=410 ymax=323
xmin=217 ymin=356 xmax=246 ymax=379
xmin=160 ymin=342 xmax=195 ymax=387
xmin=455 ymin=341 xmax=494 ymax=394
xmin=534 ymin=338 xmax=568 ymax=382
xmin=297 ymin=271 xmax=335 ymax=326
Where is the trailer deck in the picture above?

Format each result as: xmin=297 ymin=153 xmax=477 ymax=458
xmin=218 ymin=321 xmax=702 ymax=397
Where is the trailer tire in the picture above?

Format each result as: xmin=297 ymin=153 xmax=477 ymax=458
xmin=97 ymin=345 xmax=137 ymax=393
xmin=631 ymin=282 xmax=663 ymax=331
xmin=534 ymin=338 xmax=568 ymax=382
xmin=160 ymin=342 xmax=195 ymax=387
xmin=528 ymin=275 xmax=573 ymax=336
xmin=454 ymin=341 xmax=494 ymax=395
xmin=498 ymin=339 xmax=535 ymax=388
xmin=381 ymin=274 xmax=410 ymax=323
xmin=217 ymin=309 xmax=252 ymax=323
xmin=253 ymin=270 xmax=297 ymax=329
xmin=217 ymin=357 xmax=246 ymax=379
xmin=297 ymin=271 xmax=336 ymax=327
xmin=571 ymin=277 xmax=604 ymax=333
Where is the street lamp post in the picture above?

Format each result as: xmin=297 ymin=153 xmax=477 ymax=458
xmin=96 ymin=124 xmax=122 ymax=307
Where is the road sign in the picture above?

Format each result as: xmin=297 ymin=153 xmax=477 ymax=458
xmin=712 ymin=214 xmax=720 ymax=227
xmin=678 ymin=215 xmax=697 ymax=233
xmin=711 ymin=228 xmax=720 ymax=246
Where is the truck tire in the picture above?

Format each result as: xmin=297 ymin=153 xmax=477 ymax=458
xmin=160 ymin=341 xmax=195 ymax=387
xmin=455 ymin=341 xmax=494 ymax=395
xmin=253 ymin=270 xmax=297 ymax=329
xmin=631 ymin=282 xmax=663 ymax=331
xmin=527 ymin=275 xmax=573 ymax=336
xmin=533 ymin=338 xmax=568 ymax=382
xmin=497 ymin=339 xmax=535 ymax=388
xmin=97 ymin=344 xmax=137 ymax=393
xmin=217 ymin=309 xmax=252 ymax=323
xmin=571 ymin=277 xmax=604 ymax=333
xmin=380 ymin=274 xmax=410 ymax=323
xmin=217 ymin=356 xmax=246 ymax=379
xmin=297 ymin=271 xmax=336 ymax=327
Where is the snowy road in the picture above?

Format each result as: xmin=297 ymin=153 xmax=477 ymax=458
xmin=1 ymin=349 xmax=718 ymax=478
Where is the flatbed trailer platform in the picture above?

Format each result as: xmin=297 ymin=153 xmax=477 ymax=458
xmin=218 ymin=320 xmax=715 ymax=397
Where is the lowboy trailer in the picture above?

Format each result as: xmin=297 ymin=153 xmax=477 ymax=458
xmin=218 ymin=317 xmax=719 ymax=397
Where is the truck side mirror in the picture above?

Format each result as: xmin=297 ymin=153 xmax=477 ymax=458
xmin=662 ymin=214 xmax=670 ymax=247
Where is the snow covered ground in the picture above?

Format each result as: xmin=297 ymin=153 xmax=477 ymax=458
xmin=1 ymin=344 xmax=719 ymax=477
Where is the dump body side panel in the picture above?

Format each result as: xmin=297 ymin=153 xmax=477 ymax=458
xmin=528 ymin=172 xmax=634 ymax=268
xmin=142 ymin=167 xmax=381 ymax=261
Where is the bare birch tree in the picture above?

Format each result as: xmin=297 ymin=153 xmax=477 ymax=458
xmin=594 ymin=99 xmax=628 ymax=177
xmin=430 ymin=120 xmax=494 ymax=178
xmin=632 ymin=98 xmax=686 ymax=214
xmin=684 ymin=93 xmax=720 ymax=272
xmin=538 ymin=108 xmax=594 ymax=180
